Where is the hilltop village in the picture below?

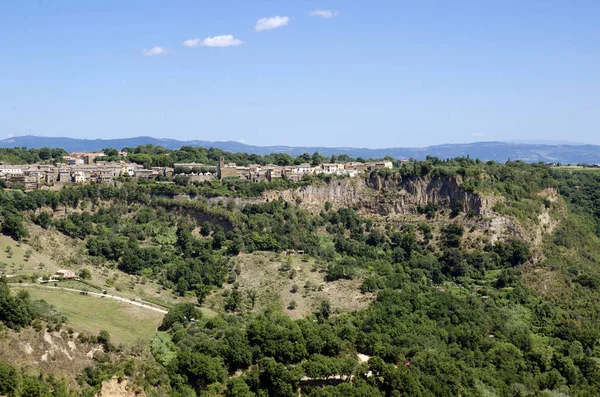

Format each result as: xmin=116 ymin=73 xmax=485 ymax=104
xmin=215 ymin=157 xmax=394 ymax=182
xmin=0 ymin=151 xmax=166 ymax=191
xmin=0 ymin=150 xmax=395 ymax=191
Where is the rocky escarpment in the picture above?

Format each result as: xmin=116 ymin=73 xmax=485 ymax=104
xmin=367 ymin=175 xmax=495 ymax=216
xmin=263 ymin=178 xmax=373 ymax=211
xmin=262 ymin=175 xmax=495 ymax=217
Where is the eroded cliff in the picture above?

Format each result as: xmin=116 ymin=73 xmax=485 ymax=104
xmin=262 ymin=175 xmax=494 ymax=217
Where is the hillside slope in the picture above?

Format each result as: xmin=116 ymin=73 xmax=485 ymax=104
xmin=1 ymin=159 xmax=600 ymax=396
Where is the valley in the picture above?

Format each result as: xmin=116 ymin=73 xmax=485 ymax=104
xmin=0 ymin=153 xmax=600 ymax=396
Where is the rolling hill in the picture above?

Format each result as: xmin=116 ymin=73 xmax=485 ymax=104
xmin=1 ymin=135 xmax=600 ymax=164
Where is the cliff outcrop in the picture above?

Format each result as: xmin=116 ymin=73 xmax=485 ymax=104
xmin=261 ymin=175 xmax=494 ymax=217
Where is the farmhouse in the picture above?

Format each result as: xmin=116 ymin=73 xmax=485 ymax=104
xmin=54 ymin=269 xmax=77 ymax=279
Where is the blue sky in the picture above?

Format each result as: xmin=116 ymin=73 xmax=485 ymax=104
xmin=1 ymin=0 xmax=598 ymax=147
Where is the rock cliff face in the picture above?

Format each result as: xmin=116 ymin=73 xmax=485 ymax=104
xmin=261 ymin=175 xmax=495 ymax=216
xmin=262 ymin=178 xmax=370 ymax=211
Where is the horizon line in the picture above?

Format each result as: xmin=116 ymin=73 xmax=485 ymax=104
xmin=0 ymin=134 xmax=595 ymax=150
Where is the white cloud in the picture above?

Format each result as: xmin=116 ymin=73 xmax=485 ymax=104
xmin=309 ymin=9 xmax=339 ymax=18
xmin=255 ymin=16 xmax=290 ymax=31
xmin=184 ymin=36 xmax=243 ymax=48
xmin=199 ymin=35 xmax=243 ymax=47
xmin=183 ymin=38 xmax=202 ymax=48
xmin=472 ymin=132 xmax=486 ymax=137
xmin=142 ymin=46 xmax=167 ymax=56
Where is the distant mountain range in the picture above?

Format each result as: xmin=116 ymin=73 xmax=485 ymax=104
xmin=1 ymin=135 xmax=600 ymax=164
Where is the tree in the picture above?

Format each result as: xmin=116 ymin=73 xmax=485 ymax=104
xmin=150 ymin=333 xmax=177 ymax=367
xmin=222 ymin=328 xmax=253 ymax=371
xmin=174 ymin=175 xmax=190 ymax=187
xmin=20 ymin=376 xmax=45 ymax=397
xmin=159 ymin=303 xmax=201 ymax=331
xmin=247 ymin=289 xmax=258 ymax=309
xmin=492 ymin=239 xmax=530 ymax=267
xmin=24 ymin=250 xmax=32 ymax=261
xmin=98 ymin=330 xmax=112 ymax=351
xmin=319 ymin=300 xmax=332 ymax=320
xmin=101 ymin=148 xmax=119 ymax=157
xmin=38 ymin=147 xmax=52 ymax=161
xmin=176 ymin=222 xmax=194 ymax=256
xmin=0 ymin=280 xmax=33 ymax=330
xmin=450 ymin=200 xmax=463 ymax=217
xmin=442 ymin=222 xmax=464 ymax=248
xmin=177 ymin=352 xmax=225 ymax=389
xmin=78 ymin=268 xmax=92 ymax=280
xmin=225 ymin=290 xmax=243 ymax=312
xmin=258 ymin=357 xmax=303 ymax=397
xmin=226 ymin=378 xmax=255 ymax=397
xmin=0 ymin=361 xmax=20 ymax=397
xmin=195 ymin=283 xmax=211 ymax=306
xmin=486 ymin=342 xmax=526 ymax=373
xmin=227 ymin=238 xmax=242 ymax=255
xmin=35 ymin=211 xmax=52 ymax=229
xmin=311 ymin=152 xmax=324 ymax=166
xmin=302 ymin=355 xmax=350 ymax=380
xmin=212 ymin=230 xmax=226 ymax=250
xmin=1 ymin=214 xmax=28 ymax=241
xmin=247 ymin=313 xmax=307 ymax=363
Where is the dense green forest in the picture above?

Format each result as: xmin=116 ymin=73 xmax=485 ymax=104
xmin=108 ymin=144 xmax=388 ymax=168
xmin=1 ymin=157 xmax=600 ymax=396
xmin=0 ymin=143 xmax=388 ymax=168
xmin=0 ymin=147 xmax=67 ymax=164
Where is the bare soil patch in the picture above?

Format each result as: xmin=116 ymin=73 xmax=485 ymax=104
xmin=94 ymin=376 xmax=147 ymax=397
xmin=0 ymin=327 xmax=96 ymax=388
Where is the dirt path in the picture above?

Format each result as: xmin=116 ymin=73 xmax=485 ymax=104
xmin=12 ymin=284 xmax=168 ymax=314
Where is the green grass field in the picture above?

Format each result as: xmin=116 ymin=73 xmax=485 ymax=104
xmin=555 ymin=166 xmax=600 ymax=173
xmin=17 ymin=287 xmax=164 ymax=345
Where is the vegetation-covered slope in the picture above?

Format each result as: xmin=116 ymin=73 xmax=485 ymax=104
xmin=1 ymin=157 xmax=600 ymax=396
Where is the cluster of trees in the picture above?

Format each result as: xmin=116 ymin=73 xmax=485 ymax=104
xmin=112 ymin=144 xmax=392 ymax=169
xmin=145 ymin=274 xmax=600 ymax=396
xmin=0 ymin=279 xmax=66 ymax=331
xmin=0 ymin=279 xmax=36 ymax=330
xmin=0 ymin=360 xmax=75 ymax=397
xmin=0 ymin=147 xmax=67 ymax=164
xmin=553 ymin=170 xmax=600 ymax=236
